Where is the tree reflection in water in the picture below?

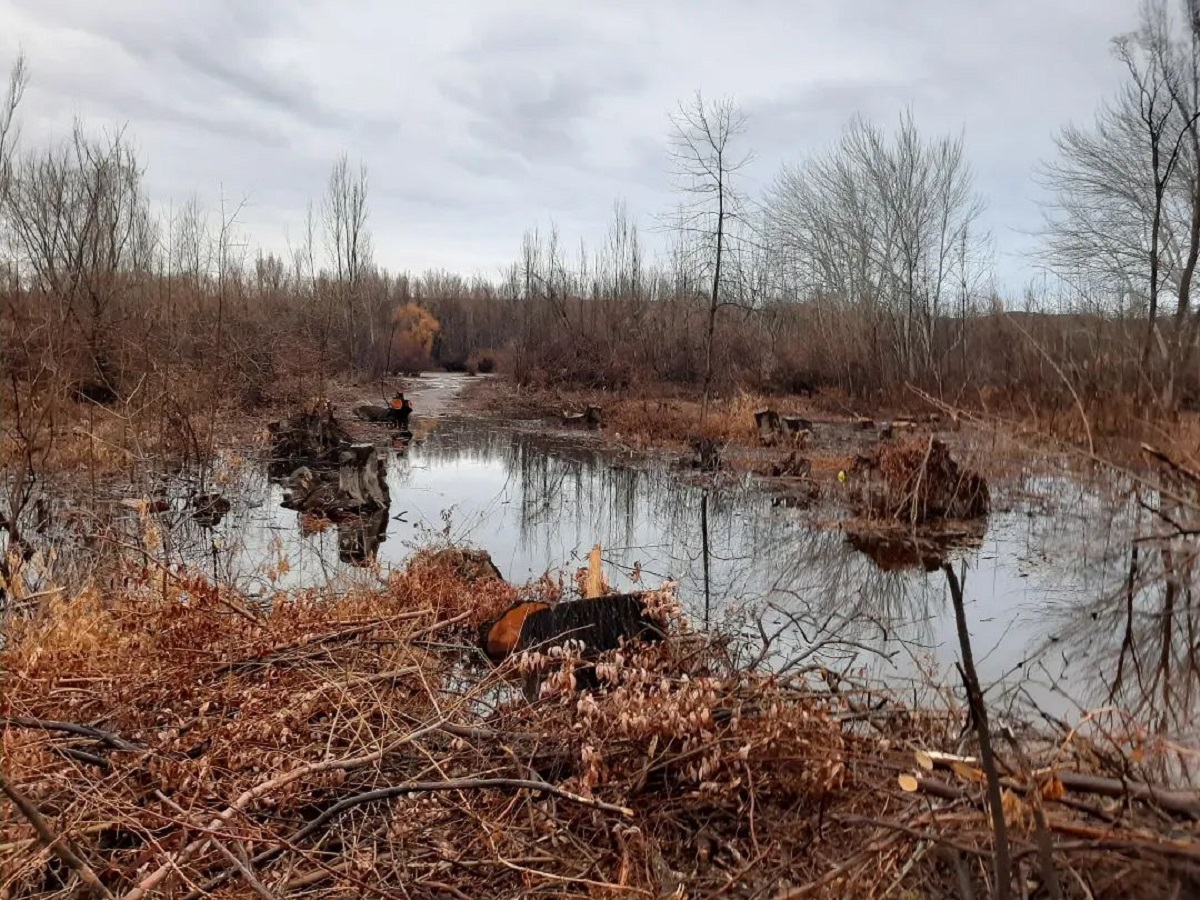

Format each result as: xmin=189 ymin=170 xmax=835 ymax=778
xmin=138 ymin=417 xmax=1196 ymax=733
xmin=1037 ymin=481 xmax=1200 ymax=752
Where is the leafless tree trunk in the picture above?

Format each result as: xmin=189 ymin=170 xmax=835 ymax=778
xmin=664 ymin=91 xmax=753 ymax=423
xmin=1040 ymin=0 xmax=1200 ymax=409
xmin=0 ymin=50 xmax=27 ymax=204
xmin=323 ymin=154 xmax=373 ymax=367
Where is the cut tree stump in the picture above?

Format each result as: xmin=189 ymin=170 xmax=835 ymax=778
xmin=755 ymin=408 xmax=783 ymax=446
xmin=338 ymin=444 xmax=390 ymax=511
xmin=268 ymin=401 xmax=352 ymax=477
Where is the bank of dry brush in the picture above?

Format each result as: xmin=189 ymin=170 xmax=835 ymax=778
xmin=2 ymin=548 xmax=1196 ymax=898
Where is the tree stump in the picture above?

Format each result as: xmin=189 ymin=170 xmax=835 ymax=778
xmin=338 ymin=444 xmax=390 ymax=511
xmin=754 ymin=408 xmax=783 ymax=446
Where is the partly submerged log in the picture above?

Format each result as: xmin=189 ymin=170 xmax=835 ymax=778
xmin=355 ymin=403 xmax=412 ymax=429
xmin=353 ymin=404 xmax=391 ymax=423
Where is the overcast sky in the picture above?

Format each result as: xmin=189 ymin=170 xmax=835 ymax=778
xmin=0 ymin=0 xmax=1142 ymax=292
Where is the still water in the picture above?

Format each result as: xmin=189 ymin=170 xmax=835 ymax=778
xmin=162 ymin=414 xmax=1193 ymax=730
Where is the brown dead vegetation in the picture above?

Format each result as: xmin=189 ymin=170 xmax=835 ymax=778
xmin=857 ymin=436 xmax=991 ymax=525
xmin=2 ymin=548 xmax=1196 ymax=898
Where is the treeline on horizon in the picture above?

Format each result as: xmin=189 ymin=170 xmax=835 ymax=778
xmin=2 ymin=0 xmax=1199 ymax=432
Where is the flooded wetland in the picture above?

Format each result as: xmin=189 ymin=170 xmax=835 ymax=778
xmin=9 ymin=10 xmax=1200 ymax=890
xmin=134 ymin=374 xmax=1194 ymax=737
xmin=7 ymin=374 xmax=1199 ymax=899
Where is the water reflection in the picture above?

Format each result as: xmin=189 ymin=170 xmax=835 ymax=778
xmin=1037 ymin=491 xmax=1200 ymax=742
xmin=338 ymin=508 xmax=390 ymax=567
xmin=125 ymin=415 xmax=1197 ymax=728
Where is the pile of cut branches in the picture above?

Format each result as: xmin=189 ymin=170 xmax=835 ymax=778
xmin=2 ymin=550 xmax=1197 ymax=898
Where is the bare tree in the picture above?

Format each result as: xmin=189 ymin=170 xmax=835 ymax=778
xmin=664 ymin=91 xmax=754 ymax=422
xmin=0 ymin=49 xmax=27 ymax=203
xmin=767 ymin=111 xmax=986 ymax=392
xmin=1040 ymin=0 xmax=1200 ymax=407
xmin=5 ymin=120 xmax=156 ymax=391
xmin=323 ymin=153 xmax=373 ymax=366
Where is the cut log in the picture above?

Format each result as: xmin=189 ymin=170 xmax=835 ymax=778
xmin=353 ymin=404 xmax=391 ymax=423
xmin=561 ymin=406 xmax=604 ymax=429
xmin=479 ymin=592 xmax=667 ymax=700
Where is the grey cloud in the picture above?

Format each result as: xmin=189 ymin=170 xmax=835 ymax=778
xmin=439 ymin=12 xmax=652 ymax=168
xmin=15 ymin=0 xmax=357 ymax=134
xmin=0 ymin=0 xmax=1151 ymax=290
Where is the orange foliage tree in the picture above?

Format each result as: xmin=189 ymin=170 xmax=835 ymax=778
xmin=388 ymin=302 xmax=440 ymax=372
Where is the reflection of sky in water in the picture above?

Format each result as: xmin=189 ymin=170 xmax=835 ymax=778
xmin=154 ymin=417 xmax=1195 ymax=728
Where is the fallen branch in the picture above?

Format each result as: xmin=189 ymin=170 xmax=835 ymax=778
xmin=0 ymin=770 xmax=115 ymax=899
xmin=2 ymin=716 xmax=144 ymax=752
xmin=122 ymin=718 xmax=446 ymax=900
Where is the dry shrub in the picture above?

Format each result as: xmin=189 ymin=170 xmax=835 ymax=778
xmin=389 ymin=301 xmax=440 ymax=371
xmin=530 ymin=641 xmax=846 ymax=805
xmin=861 ymin=436 xmax=990 ymax=523
xmin=399 ymin=545 xmax=518 ymax=629
xmin=2 ymin=553 xmax=1190 ymax=898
